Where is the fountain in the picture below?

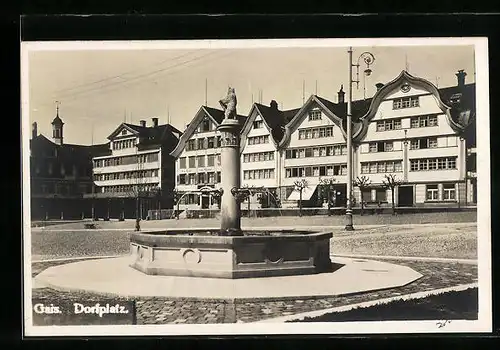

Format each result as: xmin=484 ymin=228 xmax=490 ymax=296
xmin=129 ymin=88 xmax=333 ymax=278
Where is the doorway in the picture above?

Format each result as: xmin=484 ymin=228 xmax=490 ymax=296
xmin=201 ymin=195 xmax=210 ymax=209
xmin=398 ymin=185 xmax=414 ymax=207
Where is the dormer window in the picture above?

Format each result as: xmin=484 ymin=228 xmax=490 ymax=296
xmin=308 ymin=110 xmax=322 ymax=121
xmin=449 ymin=93 xmax=462 ymax=104
xmin=253 ymin=120 xmax=264 ymax=129
xmin=393 ymin=96 xmax=419 ymax=110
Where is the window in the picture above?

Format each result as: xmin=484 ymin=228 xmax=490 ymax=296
xmin=197 ymin=138 xmax=206 ymax=150
xmin=443 ymin=183 xmax=456 ymax=200
xmin=376 ymin=188 xmax=387 ymax=202
xmin=253 ymin=120 xmax=264 ymax=129
xmin=410 ymin=157 xmax=457 ymax=171
xmin=361 ymin=161 xmax=402 ymax=174
xmin=187 ymin=139 xmax=196 ymax=151
xmin=369 ymin=141 xmax=394 ymax=152
xmin=410 ymin=138 xmax=438 ymax=150
xmin=393 ymin=96 xmax=419 ymax=110
xmin=376 ymin=119 xmax=402 ymax=132
xmin=298 ymin=126 xmax=334 ymax=140
xmin=207 ymin=137 xmax=215 ymax=149
xmin=426 ymin=184 xmax=439 ymax=201
xmin=188 ymin=157 xmax=195 ymax=168
xmin=411 ymin=115 xmax=439 ymax=128
xmin=179 ymin=157 xmax=186 ymax=169
xmin=200 ymin=119 xmax=211 ymax=132
xmin=361 ymin=189 xmax=371 ymax=202
xmin=308 ymin=110 xmax=322 ymax=121
xmin=197 ymin=155 xmax=205 ymax=167
xmin=207 ymin=155 xmax=215 ymax=166
xmin=179 ymin=174 xmax=186 ymax=185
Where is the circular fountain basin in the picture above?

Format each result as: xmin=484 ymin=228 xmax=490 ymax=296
xmin=130 ymin=229 xmax=333 ymax=279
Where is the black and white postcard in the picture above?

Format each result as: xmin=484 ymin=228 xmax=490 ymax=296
xmin=21 ymin=37 xmax=491 ymax=336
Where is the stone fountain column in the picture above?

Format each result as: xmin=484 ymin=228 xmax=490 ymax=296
xmin=217 ymin=118 xmax=243 ymax=236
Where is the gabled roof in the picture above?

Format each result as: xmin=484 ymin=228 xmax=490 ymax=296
xmin=354 ymin=70 xmax=475 ymax=141
xmin=279 ymin=94 xmax=364 ymax=148
xmin=241 ymin=102 xmax=301 ymax=148
xmin=170 ymin=105 xmax=246 ymax=158
xmin=30 ymin=134 xmax=110 ymax=159
xmin=107 ymin=122 xmax=181 ymax=147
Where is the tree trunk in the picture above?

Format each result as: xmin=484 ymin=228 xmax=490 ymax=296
xmin=391 ymin=188 xmax=396 ymax=215
xmin=248 ymin=196 xmax=251 ymax=218
xmin=361 ymin=193 xmax=364 ymax=216
xmin=135 ymin=196 xmax=141 ymax=231
xmin=327 ymin=187 xmax=331 ymax=216
xmin=299 ymin=190 xmax=303 ymax=217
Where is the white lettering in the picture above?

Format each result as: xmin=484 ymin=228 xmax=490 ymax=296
xmin=72 ymin=302 xmax=130 ymax=316
xmin=33 ymin=303 xmax=62 ymax=314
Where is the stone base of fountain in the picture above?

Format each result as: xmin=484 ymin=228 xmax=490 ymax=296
xmin=129 ymin=230 xmax=332 ymax=279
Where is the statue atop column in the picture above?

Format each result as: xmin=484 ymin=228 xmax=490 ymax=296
xmin=219 ymin=87 xmax=237 ymax=120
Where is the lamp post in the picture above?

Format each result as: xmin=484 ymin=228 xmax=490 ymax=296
xmin=346 ymin=47 xmax=376 ymax=231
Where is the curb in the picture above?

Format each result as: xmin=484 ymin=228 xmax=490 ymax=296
xmin=252 ymin=283 xmax=478 ymax=323
xmin=333 ymin=254 xmax=477 ymax=265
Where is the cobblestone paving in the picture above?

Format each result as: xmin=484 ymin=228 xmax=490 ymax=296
xmin=31 ymin=258 xmax=477 ymax=324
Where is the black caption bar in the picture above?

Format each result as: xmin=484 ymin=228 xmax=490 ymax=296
xmin=32 ymin=299 xmax=136 ymax=326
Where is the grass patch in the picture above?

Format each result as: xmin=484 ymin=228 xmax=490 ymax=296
xmin=288 ymin=288 xmax=478 ymax=322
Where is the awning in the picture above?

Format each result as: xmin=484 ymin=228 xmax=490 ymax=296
xmin=287 ymin=184 xmax=318 ymax=201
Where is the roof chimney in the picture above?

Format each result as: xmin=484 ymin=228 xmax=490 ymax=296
xmin=337 ymin=85 xmax=345 ymax=104
xmin=375 ymin=83 xmax=384 ymax=91
xmin=32 ymin=122 xmax=37 ymax=139
xmin=152 ymin=117 xmax=159 ymax=127
xmin=456 ymin=70 xmax=467 ymax=87
xmin=270 ymin=100 xmax=278 ymax=109
xmin=139 ymin=120 xmax=146 ymax=127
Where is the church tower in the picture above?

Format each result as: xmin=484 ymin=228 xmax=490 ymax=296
xmin=51 ymin=103 xmax=64 ymax=145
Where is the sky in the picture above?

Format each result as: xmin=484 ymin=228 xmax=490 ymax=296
xmin=25 ymin=42 xmax=476 ymax=145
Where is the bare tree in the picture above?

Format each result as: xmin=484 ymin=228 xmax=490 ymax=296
xmin=382 ymin=174 xmax=405 ymax=215
xmin=353 ymin=175 xmax=372 ymax=216
xmin=126 ymin=151 xmax=148 ymax=231
xmin=293 ymin=179 xmax=309 ymax=217
xmin=318 ymin=177 xmax=336 ymax=216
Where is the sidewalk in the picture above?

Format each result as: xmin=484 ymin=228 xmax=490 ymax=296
xmin=31 ymin=211 xmax=477 ymax=231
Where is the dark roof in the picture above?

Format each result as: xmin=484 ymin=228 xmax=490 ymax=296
xmin=30 ymin=134 xmax=110 ymax=158
xmin=121 ymin=123 xmax=181 ymax=146
xmin=202 ymin=106 xmax=247 ymax=125
xmin=437 ymin=83 xmax=476 ymax=125
xmin=51 ymin=115 xmax=63 ymax=125
xmin=254 ymin=103 xmax=300 ymax=144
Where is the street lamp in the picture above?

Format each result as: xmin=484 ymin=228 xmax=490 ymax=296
xmin=345 ymin=47 xmax=376 ymax=231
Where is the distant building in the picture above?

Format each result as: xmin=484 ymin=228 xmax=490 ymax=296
xmin=170 ymin=106 xmax=246 ymax=210
xmin=30 ymin=109 xmax=109 ymax=220
xmin=240 ymin=100 xmax=299 ymax=208
xmin=352 ymin=70 xmax=476 ymax=207
xmin=90 ymin=118 xmax=181 ymax=219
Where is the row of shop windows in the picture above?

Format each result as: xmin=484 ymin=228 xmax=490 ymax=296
xmin=34 ymin=182 xmax=92 ymax=195
xmin=285 ymin=164 xmax=347 ymax=178
xmin=101 ymin=184 xmax=159 ymax=194
xmin=94 ymin=153 xmax=159 ymax=168
xmin=426 ymin=184 xmax=456 ymax=201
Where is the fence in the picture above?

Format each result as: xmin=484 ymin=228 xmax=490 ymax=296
xmin=146 ymin=206 xmax=477 ymax=220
